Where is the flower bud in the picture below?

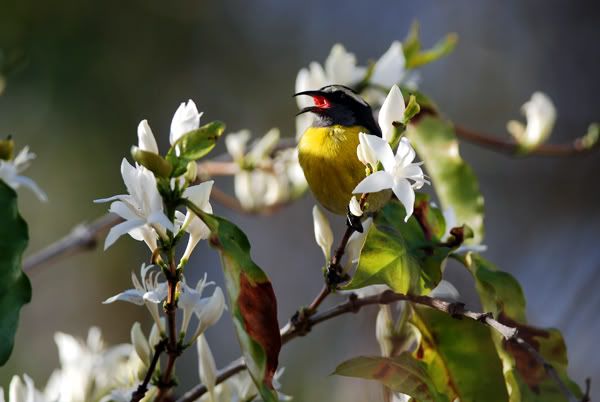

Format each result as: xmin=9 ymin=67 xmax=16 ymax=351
xmin=357 ymin=132 xmax=378 ymax=168
xmin=197 ymin=335 xmax=217 ymax=399
xmin=185 ymin=160 xmax=198 ymax=183
xmin=507 ymin=91 xmax=556 ymax=150
xmin=131 ymin=146 xmax=172 ymax=178
xmin=312 ymin=205 xmax=334 ymax=261
xmin=401 ymin=94 xmax=420 ymax=125
xmin=376 ymin=305 xmax=394 ymax=357
xmin=378 ymin=85 xmax=406 ymax=143
xmin=0 ymin=137 xmax=14 ymax=161
xmin=131 ymin=322 xmax=151 ymax=367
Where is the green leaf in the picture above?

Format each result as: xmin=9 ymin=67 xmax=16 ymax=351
xmin=458 ymin=253 xmax=583 ymax=401
xmin=333 ymin=354 xmax=450 ymax=402
xmin=406 ymin=34 xmax=458 ymax=69
xmin=411 ymin=306 xmax=509 ymax=402
xmin=187 ymin=203 xmax=280 ymax=402
xmin=167 ymin=121 xmax=225 ymax=176
xmin=344 ymin=198 xmax=450 ymax=294
xmin=0 ymin=181 xmax=31 ymax=366
xmin=407 ymin=116 xmax=485 ymax=243
xmin=131 ymin=146 xmax=172 ymax=178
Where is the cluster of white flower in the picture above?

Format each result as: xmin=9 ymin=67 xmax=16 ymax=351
xmin=224 ymin=128 xmax=307 ymax=211
xmin=0 ymin=144 xmax=47 ymax=201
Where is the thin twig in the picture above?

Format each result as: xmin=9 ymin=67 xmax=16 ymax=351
xmin=454 ymin=124 xmax=598 ymax=157
xmin=23 ymin=213 xmax=123 ymax=274
xmin=130 ymin=340 xmax=166 ymax=402
xmin=177 ymin=290 xmax=587 ymax=402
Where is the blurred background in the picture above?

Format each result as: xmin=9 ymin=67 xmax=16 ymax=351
xmin=0 ymin=0 xmax=598 ymax=400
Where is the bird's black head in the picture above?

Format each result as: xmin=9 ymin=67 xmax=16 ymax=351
xmin=294 ymin=85 xmax=382 ymax=137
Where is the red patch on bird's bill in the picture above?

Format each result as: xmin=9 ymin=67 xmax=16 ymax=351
xmin=312 ymin=95 xmax=331 ymax=108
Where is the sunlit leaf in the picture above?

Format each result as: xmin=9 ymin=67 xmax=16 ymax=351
xmin=458 ymin=253 xmax=583 ymax=401
xmin=167 ymin=121 xmax=225 ymax=176
xmin=0 ymin=181 xmax=31 ymax=366
xmin=407 ymin=116 xmax=485 ymax=243
xmin=333 ymin=354 xmax=449 ymax=402
xmin=344 ymin=198 xmax=451 ymax=294
xmin=188 ymin=204 xmax=280 ymax=402
xmin=411 ymin=306 xmax=509 ymax=401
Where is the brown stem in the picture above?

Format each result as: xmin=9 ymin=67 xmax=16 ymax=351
xmin=130 ymin=340 xmax=166 ymax=402
xmin=178 ymin=290 xmax=587 ymax=402
xmin=156 ymin=256 xmax=180 ymax=401
xmin=454 ymin=124 xmax=598 ymax=157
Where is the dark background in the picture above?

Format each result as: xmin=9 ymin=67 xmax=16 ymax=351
xmin=0 ymin=1 xmax=598 ymax=400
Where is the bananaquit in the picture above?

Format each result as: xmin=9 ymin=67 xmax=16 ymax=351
xmin=295 ymin=85 xmax=391 ymax=231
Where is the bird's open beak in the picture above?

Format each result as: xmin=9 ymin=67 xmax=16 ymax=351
xmin=294 ymin=90 xmax=329 ymax=115
xmin=293 ymin=90 xmax=324 ymax=97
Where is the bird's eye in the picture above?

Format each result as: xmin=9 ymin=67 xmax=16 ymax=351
xmin=312 ymin=95 xmax=331 ymax=108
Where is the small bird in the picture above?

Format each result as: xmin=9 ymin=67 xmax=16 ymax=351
xmin=295 ymin=85 xmax=390 ymax=227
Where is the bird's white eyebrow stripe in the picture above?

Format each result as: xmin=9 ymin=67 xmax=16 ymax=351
xmin=320 ymin=85 xmax=369 ymax=107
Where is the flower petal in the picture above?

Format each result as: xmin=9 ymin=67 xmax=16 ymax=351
xmin=108 ymin=200 xmax=139 ymax=221
xmin=378 ymin=85 xmax=405 ymax=142
xmin=147 ymin=210 xmax=175 ymax=233
xmin=197 ymin=335 xmax=217 ymax=399
xmin=103 ymin=289 xmax=145 ymax=305
xmin=170 ymin=99 xmax=203 ymax=145
xmin=104 ymin=219 xmax=145 ymax=250
xmin=11 ymin=174 xmax=48 ymax=202
xmin=184 ymin=180 xmax=214 ymax=210
xmin=312 ymin=205 xmax=333 ymax=261
xmin=395 ymin=137 xmax=416 ymax=167
xmin=391 ymin=179 xmax=415 ymax=222
xmin=371 ymin=41 xmax=406 ymax=88
xmin=353 ymin=171 xmax=394 ymax=195
xmin=137 ymin=120 xmax=159 ymax=154
xmin=363 ymin=134 xmax=396 ymax=172
xmin=143 ymin=282 xmax=168 ymax=304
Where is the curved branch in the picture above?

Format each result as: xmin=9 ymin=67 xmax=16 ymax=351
xmin=177 ymin=290 xmax=587 ymax=402
xmin=454 ymin=124 xmax=598 ymax=157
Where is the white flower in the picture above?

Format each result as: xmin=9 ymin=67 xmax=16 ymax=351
xmin=178 ymin=180 xmax=214 ymax=262
xmin=353 ymin=135 xmax=428 ymax=221
xmin=44 ymin=328 xmax=133 ymax=402
xmin=131 ymin=322 xmax=151 ymax=368
xmin=376 ymin=305 xmax=393 ymax=357
xmin=246 ymin=128 xmax=280 ymax=165
xmin=507 ymin=91 xmax=556 ymax=149
xmin=94 ymin=159 xmax=174 ymax=250
xmin=371 ymin=41 xmax=407 ymax=89
xmin=182 ymin=277 xmax=226 ymax=343
xmin=137 ymin=120 xmax=159 ymax=154
xmin=197 ymin=335 xmax=217 ymax=400
xmin=429 ymin=279 xmax=460 ymax=300
xmin=378 ymin=85 xmax=406 ymax=143
xmin=225 ymin=130 xmax=251 ymax=162
xmin=200 ymin=368 xmax=290 ymax=402
xmin=170 ymin=99 xmax=203 ymax=147
xmin=348 ymin=196 xmax=363 ymax=217
xmin=357 ymin=132 xmax=379 ymax=168
xmin=343 ymin=218 xmax=372 ymax=273
xmin=1 ymin=375 xmax=47 ymax=402
xmin=103 ymin=264 xmax=167 ymax=333
xmin=312 ymin=205 xmax=333 ymax=261
xmin=0 ymin=146 xmax=47 ymax=201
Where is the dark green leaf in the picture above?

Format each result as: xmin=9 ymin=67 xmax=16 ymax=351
xmin=130 ymin=146 xmax=172 ymax=178
xmin=187 ymin=202 xmax=280 ymax=402
xmin=0 ymin=181 xmax=31 ymax=366
xmin=458 ymin=253 xmax=583 ymax=401
xmin=407 ymin=116 xmax=485 ymax=243
xmin=344 ymin=198 xmax=450 ymax=294
xmin=167 ymin=121 xmax=225 ymax=176
xmin=411 ymin=306 xmax=509 ymax=402
xmin=333 ymin=354 xmax=449 ymax=402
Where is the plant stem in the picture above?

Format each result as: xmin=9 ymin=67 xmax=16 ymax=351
xmin=454 ymin=124 xmax=598 ymax=157
xmin=177 ymin=290 xmax=587 ymax=402
xmin=130 ymin=340 xmax=167 ymax=402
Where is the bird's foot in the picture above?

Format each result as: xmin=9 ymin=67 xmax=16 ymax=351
xmin=346 ymin=209 xmax=364 ymax=233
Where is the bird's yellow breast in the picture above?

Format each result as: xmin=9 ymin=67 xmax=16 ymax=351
xmin=298 ymin=125 xmax=371 ymax=215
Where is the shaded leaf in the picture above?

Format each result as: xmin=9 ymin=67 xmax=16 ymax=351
xmin=167 ymin=121 xmax=225 ymax=176
xmin=188 ymin=204 xmax=280 ymax=402
xmin=407 ymin=116 xmax=485 ymax=243
xmin=344 ymin=198 xmax=451 ymax=294
xmin=333 ymin=354 xmax=449 ymax=402
xmin=130 ymin=146 xmax=172 ymax=178
xmin=411 ymin=306 xmax=509 ymax=402
xmin=458 ymin=253 xmax=583 ymax=401
xmin=0 ymin=181 xmax=31 ymax=365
